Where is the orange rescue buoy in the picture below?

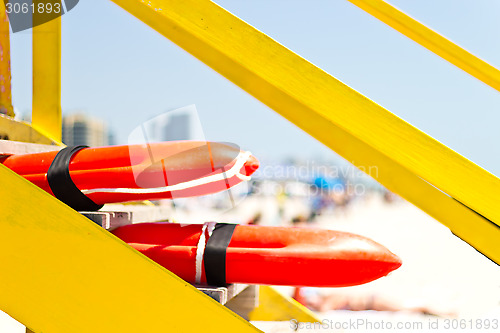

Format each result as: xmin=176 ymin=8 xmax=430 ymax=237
xmin=1 ymin=141 xmax=259 ymax=210
xmin=112 ymin=222 xmax=402 ymax=287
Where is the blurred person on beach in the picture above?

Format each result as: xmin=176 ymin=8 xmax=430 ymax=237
xmin=294 ymin=288 xmax=455 ymax=317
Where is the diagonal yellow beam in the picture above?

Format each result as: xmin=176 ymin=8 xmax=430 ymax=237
xmin=110 ymin=0 xmax=500 ymax=263
xmin=347 ymin=0 xmax=500 ymax=93
xmin=0 ymin=164 xmax=261 ymax=333
xmin=249 ymin=286 xmax=320 ymax=322
xmin=32 ymin=10 xmax=62 ymax=142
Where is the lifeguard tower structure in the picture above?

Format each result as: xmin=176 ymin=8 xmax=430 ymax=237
xmin=1 ymin=0 xmax=499 ymax=332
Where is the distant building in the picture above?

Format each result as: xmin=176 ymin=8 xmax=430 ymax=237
xmin=161 ymin=113 xmax=191 ymax=141
xmin=62 ymin=113 xmax=112 ymax=147
xmin=142 ymin=106 xmax=205 ymax=142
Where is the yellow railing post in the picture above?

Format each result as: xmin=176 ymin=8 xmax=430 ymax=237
xmin=0 ymin=1 xmax=14 ymax=117
xmin=347 ymin=0 xmax=500 ymax=93
xmin=32 ymin=4 xmax=62 ymax=142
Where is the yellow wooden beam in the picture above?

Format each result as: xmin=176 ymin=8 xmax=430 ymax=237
xmin=32 ymin=9 xmax=62 ymax=142
xmin=347 ymin=0 xmax=500 ymax=92
xmin=0 ymin=1 xmax=14 ymax=117
xmin=110 ymin=0 xmax=500 ymax=263
xmin=249 ymin=286 xmax=320 ymax=323
xmin=0 ymin=114 xmax=61 ymax=145
xmin=0 ymin=164 xmax=261 ymax=333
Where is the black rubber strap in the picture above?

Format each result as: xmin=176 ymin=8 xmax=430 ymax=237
xmin=203 ymin=223 xmax=237 ymax=286
xmin=47 ymin=146 xmax=103 ymax=212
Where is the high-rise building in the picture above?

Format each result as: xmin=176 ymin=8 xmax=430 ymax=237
xmin=139 ymin=106 xmax=205 ymax=143
xmin=62 ymin=113 xmax=111 ymax=147
xmin=161 ymin=113 xmax=191 ymax=141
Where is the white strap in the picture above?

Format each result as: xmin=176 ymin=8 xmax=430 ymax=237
xmin=81 ymin=151 xmax=252 ymax=195
xmin=195 ymin=222 xmax=217 ymax=285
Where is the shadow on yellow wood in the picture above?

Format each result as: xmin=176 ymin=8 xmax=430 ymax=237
xmin=249 ymin=286 xmax=320 ymax=323
xmin=0 ymin=115 xmax=61 ymax=145
xmin=0 ymin=164 xmax=261 ymax=333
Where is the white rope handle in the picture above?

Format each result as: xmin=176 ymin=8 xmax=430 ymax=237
xmin=82 ymin=151 xmax=252 ymax=195
xmin=195 ymin=222 xmax=217 ymax=285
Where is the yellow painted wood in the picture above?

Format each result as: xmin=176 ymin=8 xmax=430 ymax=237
xmin=111 ymin=0 xmax=500 ymax=263
xmin=347 ymin=0 xmax=500 ymax=92
xmin=0 ymin=115 xmax=61 ymax=145
xmin=32 ymin=10 xmax=62 ymax=142
xmin=249 ymin=286 xmax=320 ymax=322
xmin=0 ymin=164 xmax=261 ymax=333
xmin=0 ymin=2 xmax=14 ymax=117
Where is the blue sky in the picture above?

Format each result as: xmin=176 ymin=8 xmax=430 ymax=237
xmin=9 ymin=0 xmax=500 ymax=176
